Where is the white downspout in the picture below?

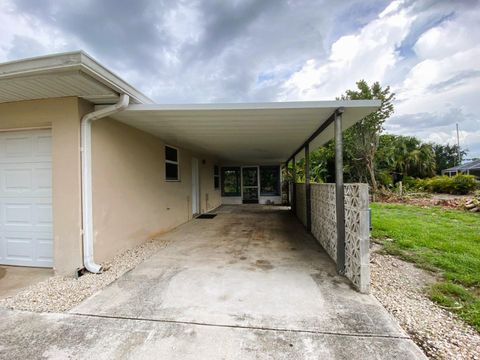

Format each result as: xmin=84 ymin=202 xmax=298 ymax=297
xmin=81 ymin=94 xmax=130 ymax=273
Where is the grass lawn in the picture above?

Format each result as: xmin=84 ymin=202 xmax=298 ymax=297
xmin=371 ymin=202 xmax=480 ymax=331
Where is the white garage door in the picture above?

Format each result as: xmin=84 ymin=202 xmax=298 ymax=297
xmin=0 ymin=130 xmax=53 ymax=267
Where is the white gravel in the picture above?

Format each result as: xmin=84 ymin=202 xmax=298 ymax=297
xmin=0 ymin=238 xmax=169 ymax=313
xmin=370 ymin=245 xmax=480 ymax=359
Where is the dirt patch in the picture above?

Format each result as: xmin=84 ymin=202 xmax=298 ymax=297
xmin=371 ymin=244 xmax=480 ymax=359
xmin=253 ymin=259 xmax=274 ymax=271
xmin=0 ymin=268 xmax=5 ymax=280
xmin=376 ymin=192 xmax=470 ymax=210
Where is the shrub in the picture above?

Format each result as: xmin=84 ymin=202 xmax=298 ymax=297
xmin=377 ymin=170 xmax=393 ymax=188
xmin=451 ymin=174 xmax=478 ymax=194
xmin=425 ymin=176 xmax=454 ymax=194
xmin=403 ymin=176 xmax=427 ymax=191
xmin=423 ymin=175 xmax=477 ymax=194
xmin=402 ymin=176 xmax=416 ymax=189
xmin=401 ymin=175 xmax=477 ymax=195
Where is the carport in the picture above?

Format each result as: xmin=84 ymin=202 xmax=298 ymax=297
xmin=0 ymin=52 xmax=374 ymax=287
xmin=110 ymin=100 xmax=378 ymax=292
xmin=0 ymin=203 xmax=425 ymax=359
xmin=68 ymin=204 xmax=426 ymax=359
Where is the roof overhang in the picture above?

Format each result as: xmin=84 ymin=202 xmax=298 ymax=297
xmin=0 ymin=51 xmax=153 ymax=105
xmin=443 ymin=159 xmax=480 ymax=172
xmin=111 ymin=100 xmax=381 ymax=164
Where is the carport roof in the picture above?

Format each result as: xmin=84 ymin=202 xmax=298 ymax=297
xmin=0 ymin=52 xmax=380 ymax=164
xmin=111 ymin=100 xmax=381 ymax=164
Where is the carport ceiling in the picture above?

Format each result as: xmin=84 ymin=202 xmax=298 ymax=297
xmin=111 ymin=100 xmax=380 ymax=164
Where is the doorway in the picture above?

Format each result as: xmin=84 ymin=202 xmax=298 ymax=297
xmin=242 ymin=166 xmax=259 ymax=203
xmin=192 ymin=158 xmax=200 ymax=215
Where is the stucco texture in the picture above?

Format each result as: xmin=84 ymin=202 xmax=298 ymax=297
xmin=0 ymin=98 xmax=221 ymax=275
xmin=91 ymin=118 xmax=221 ymax=264
xmin=0 ymin=97 xmax=90 ymax=274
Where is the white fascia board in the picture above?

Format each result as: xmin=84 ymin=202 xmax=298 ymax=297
xmin=124 ymin=100 xmax=381 ymax=112
xmin=78 ymin=52 xmax=153 ymax=104
xmin=0 ymin=51 xmax=82 ymax=78
xmin=0 ymin=51 xmax=153 ymax=104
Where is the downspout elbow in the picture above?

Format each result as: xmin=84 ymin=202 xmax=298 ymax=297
xmin=81 ymin=94 xmax=129 ymax=274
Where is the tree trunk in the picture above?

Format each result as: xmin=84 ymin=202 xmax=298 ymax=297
xmin=367 ymin=159 xmax=377 ymax=200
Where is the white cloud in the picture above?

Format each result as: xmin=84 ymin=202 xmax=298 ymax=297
xmin=389 ymin=2 xmax=480 ymax=157
xmin=279 ymin=0 xmax=413 ymax=100
xmin=0 ymin=0 xmax=76 ymax=61
xmin=413 ymin=11 xmax=479 ymax=61
xmin=0 ymin=0 xmax=478 ymax=156
xmin=279 ymin=0 xmax=480 ymax=157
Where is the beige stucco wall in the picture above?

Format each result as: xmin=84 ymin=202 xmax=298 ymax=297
xmin=0 ymin=98 xmax=222 ymax=274
xmin=91 ymin=118 xmax=221 ymax=264
xmin=199 ymin=158 xmax=221 ymax=213
xmin=0 ymin=97 xmax=88 ymax=275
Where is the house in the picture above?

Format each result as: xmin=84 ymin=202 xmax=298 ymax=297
xmin=442 ymin=159 xmax=480 ymax=178
xmin=0 ymin=51 xmax=379 ymax=292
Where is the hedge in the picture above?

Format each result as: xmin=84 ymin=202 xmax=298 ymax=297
xmin=404 ymin=175 xmax=478 ymax=195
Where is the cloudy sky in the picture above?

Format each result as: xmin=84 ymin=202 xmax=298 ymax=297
xmin=0 ymin=0 xmax=479 ymax=157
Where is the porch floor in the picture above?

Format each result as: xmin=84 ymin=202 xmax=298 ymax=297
xmin=64 ymin=204 xmax=425 ymax=358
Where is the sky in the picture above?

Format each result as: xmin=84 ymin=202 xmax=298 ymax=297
xmin=0 ymin=0 xmax=479 ymax=158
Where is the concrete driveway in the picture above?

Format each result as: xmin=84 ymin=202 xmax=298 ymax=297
xmin=0 ymin=266 xmax=53 ymax=299
xmin=0 ymin=205 xmax=426 ymax=359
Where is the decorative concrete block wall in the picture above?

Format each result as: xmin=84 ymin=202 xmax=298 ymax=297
xmin=343 ymin=184 xmax=370 ymax=293
xmin=311 ymin=184 xmax=337 ymax=260
xmin=303 ymin=183 xmax=370 ymax=293
xmin=295 ymin=183 xmax=307 ymax=227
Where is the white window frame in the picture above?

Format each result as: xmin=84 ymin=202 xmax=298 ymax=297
xmin=165 ymin=145 xmax=180 ymax=181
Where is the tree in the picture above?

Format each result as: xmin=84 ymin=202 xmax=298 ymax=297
xmin=404 ymin=143 xmax=436 ymax=178
xmin=433 ymin=144 xmax=467 ymax=173
xmin=340 ymin=80 xmax=395 ymax=192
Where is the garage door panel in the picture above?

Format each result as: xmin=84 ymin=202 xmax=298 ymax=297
xmin=4 ymin=135 xmax=32 ymax=158
xmin=4 ymin=203 xmax=32 ymax=225
xmin=1 ymin=163 xmax=51 ymax=195
xmin=2 ymin=200 xmax=52 ymax=229
xmin=36 ymin=236 xmax=54 ymax=263
xmin=3 ymin=168 xmax=32 ymax=192
xmin=0 ymin=130 xmax=53 ymax=268
xmin=0 ymin=234 xmax=4 ymax=261
xmin=4 ymin=233 xmax=33 ymax=261
xmin=34 ymin=134 xmax=52 ymax=156
xmin=34 ymin=167 xmax=52 ymax=191
xmin=35 ymin=203 xmax=53 ymax=226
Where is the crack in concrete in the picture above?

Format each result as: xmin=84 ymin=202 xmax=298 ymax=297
xmin=69 ymin=311 xmax=411 ymax=340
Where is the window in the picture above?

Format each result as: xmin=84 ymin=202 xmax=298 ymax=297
xmin=214 ymin=165 xmax=220 ymax=190
xmin=221 ymin=167 xmax=241 ymax=196
xmin=165 ymin=145 xmax=179 ymax=181
xmin=260 ymin=166 xmax=280 ymax=196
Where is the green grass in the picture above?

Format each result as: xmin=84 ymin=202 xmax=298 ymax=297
xmin=371 ymin=202 xmax=480 ymax=331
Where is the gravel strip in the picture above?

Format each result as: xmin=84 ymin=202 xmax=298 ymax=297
xmin=370 ymin=245 xmax=480 ymax=359
xmin=0 ymin=238 xmax=169 ymax=313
